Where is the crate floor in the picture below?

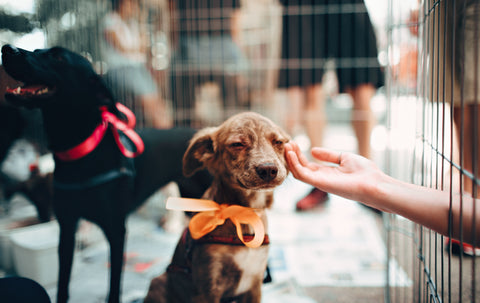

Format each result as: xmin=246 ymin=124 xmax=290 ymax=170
xmin=40 ymin=176 xmax=404 ymax=303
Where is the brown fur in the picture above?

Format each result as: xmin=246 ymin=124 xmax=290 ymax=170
xmin=145 ymin=112 xmax=290 ymax=303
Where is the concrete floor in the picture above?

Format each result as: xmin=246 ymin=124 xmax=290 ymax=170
xmin=35 ymin=180 xmax=390 ymax=303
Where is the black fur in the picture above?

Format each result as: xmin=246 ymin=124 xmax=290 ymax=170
xmin=1 ymin=44 xmax=211 ymax=303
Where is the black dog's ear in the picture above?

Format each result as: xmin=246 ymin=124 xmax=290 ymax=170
xmin=183 ymin=127 xmax=218 ymax=177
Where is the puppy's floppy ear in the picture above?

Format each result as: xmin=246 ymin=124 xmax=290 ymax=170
xmin=183 ymin=127 xmax=217 ymax=177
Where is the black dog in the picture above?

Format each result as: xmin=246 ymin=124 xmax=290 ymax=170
xmin=1 ymin=44 xmax=211 ymax=303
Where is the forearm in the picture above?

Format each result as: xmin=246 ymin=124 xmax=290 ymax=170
xmin=373 ymin=175 xmax=480 ymax=244
xmin=105 ymin=30 xmax=145 ymax=55
xmin=374 ymin=176 xmax=450 ymax=233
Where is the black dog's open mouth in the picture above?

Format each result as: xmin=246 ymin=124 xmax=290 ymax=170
xmin=5 ymin=83 xmax=55 ymax=99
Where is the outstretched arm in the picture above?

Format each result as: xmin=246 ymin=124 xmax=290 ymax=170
xmin=285 ymin=142 xmax=480 ymax=244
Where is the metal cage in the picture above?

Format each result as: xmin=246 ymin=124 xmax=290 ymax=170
xmin=385 ymin=0 xmax=480 ymax=302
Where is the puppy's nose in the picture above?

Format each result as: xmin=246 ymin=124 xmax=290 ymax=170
xmin=256 ymin=163 xmax=278 ymax=182
xmin=2 ymin=45 xmax=19 ymax=56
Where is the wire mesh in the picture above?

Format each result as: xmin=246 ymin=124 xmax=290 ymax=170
xmin=0 ymin=0 xmax=387 ymax=149
xmin=4 ymin=0 xmax=479 ymax=301
xmin=385 ymin=0 xmax=480 ymax=302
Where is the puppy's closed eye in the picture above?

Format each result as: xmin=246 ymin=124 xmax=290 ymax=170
xmin=228 ymin=137 xmax=249 ymax=151
xmin=230 ymin=142 xmax=245 ymax=148
xmin=271 ymin=138 xmax=287 ymax=151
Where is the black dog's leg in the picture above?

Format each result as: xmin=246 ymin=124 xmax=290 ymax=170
xmin=56 ymin=218 xmax=79 ymax=303
xmin=102 ymin=218 xmax=127 ymax=303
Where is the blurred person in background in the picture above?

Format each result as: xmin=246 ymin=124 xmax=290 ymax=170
xmin=408 ymin=0 xmax=479 ymax=194
xmin=168 ymin=0 xmax=248 ymax=127
xmin=420 ymin=0 xmax=480 ymax=255
xmin=434 ymin=0 xmax=479 ymax=195
xmin=101 ymin=0 xmax=172 ymax=128
xmin=278 ymin=0 xmax=384 ymax=211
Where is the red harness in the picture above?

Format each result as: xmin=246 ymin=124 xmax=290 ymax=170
xmin=54 ymin=103 xmax=144 ymax=161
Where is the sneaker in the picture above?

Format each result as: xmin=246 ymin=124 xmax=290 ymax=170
xmin=296 ymin=188 xmax=328 ymax=211
xmin=446 ymin=238 xmax=480 ymax=256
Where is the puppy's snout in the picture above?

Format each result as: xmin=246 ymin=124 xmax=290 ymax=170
xmin=256 ymin=163 xmax=278 ymax=182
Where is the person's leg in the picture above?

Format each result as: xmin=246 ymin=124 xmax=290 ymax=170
xmin=285 ymin=86 xmax=305 ymax=136
xmin=447 ymin=104 xmax=480 ymax=255
xmin=347 ymin=83 xmax=376 ymax=159
xmin=451 ymin=1 xmax=480 ymax=195
xmin=139 ymin=94 xmax=172 ymax=129
xmin=454 ymin=104 xmax=480 ymax=194
xmin=304 ymin=83 xmax=327 ymax=149
xmin=170 ymin=73 xmax=196 ymax=127
xmin=296 ymin=83 xmax=329 ymax=211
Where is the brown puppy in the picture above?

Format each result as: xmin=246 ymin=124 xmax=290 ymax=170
xmin=145 ymin=112 xmax=290 ymax=303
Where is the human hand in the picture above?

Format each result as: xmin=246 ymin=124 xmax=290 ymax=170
xmin=286 ymin=143 xmax=480 ymax=244
xmin=285 ymin=142 xmax=386 ymax=204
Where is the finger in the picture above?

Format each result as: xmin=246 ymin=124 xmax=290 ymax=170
xmin=284 ymin=143 xmax=296 ymax=167
xmin=311 ymin=147 xmax=343 ymax=164
xmin=284 ymin=142 xmax=294 ymax=154
xmin=286 ymin=146 xmax=315 ymax=178
xmin=285 ymin=149 xmax=299 ymax=170
xmin=286 ymin=150 xmax=304 ymax=178
xmin=289 ymin=141 xmax=311 ymax=167
xmin=287 ymin=150 xmax=321 ymax=181
xmin=285 ymin=142 xmax=303 ymax=166
xmin=285 ymin=150 xmax=297 ymax=176
xmin=285 ymin=141 xmax=298 ymax=153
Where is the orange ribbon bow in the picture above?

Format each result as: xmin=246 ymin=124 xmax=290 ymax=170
xmin=166 ymin=197 xmax=266 ymax=248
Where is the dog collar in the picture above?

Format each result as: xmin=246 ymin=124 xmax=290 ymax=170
xmin=166 ymin=197 xmax=266 ymax=248
xmin=195 ymin=233 xmax=270 ymax=246
xmin=54 ymin=103 xmax=144 ymax=161
xmin=165 ymin=228 xmax=269 ymax=278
